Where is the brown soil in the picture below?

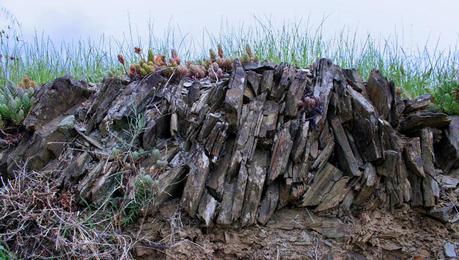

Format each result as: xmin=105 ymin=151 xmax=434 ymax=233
xmin=131 ymin=197 xmax=459 ymax=259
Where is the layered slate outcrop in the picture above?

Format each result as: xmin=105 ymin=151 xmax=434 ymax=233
xmin=1 ymin=58 xmax=457 ymax=227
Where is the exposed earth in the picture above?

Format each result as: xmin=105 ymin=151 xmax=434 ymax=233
xmin=132 ymin=190 xmax=459 ymax=259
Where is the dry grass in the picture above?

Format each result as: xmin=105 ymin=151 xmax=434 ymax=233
xmin=0 ymin=164 xmax=137 ymax=259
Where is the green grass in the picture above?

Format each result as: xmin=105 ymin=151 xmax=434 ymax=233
xmin=0 ymin=17 xmax=458 ymax=114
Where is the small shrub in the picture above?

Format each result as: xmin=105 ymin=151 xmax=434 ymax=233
xmin=122 ymin=174 xmax=156 ymax=226
xmin=18 ymin=75 xmax=36 ymax=89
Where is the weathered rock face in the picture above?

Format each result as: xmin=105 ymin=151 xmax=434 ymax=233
xmin=2 ymin=59 xmax=457 ymax=228
xmin=24 ymin=76 xmax=93 ymax=131
xmin=6 ymin=77 xmax=92 ymax=176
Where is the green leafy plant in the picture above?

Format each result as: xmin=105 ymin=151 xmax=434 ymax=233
xmin=105 ymin=108 xmax=168 ymax=226
xmin=432 ymin=80 xmax=459 ymax=115
xmin=0 ymin=80 xmax=34 ymax=127
xmin=122 ymin=173 xmax=156 ymax=226
xmin=0 ymin=244 xmax=12 ymax=260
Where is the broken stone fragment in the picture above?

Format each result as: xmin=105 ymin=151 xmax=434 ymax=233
xmin=343 ymin=68 xmax=366 ymax=95
xmin=86 ymin=78 xmax=126 ymax=131
xmin=353 ymin=163 xmax=378 ymax=206
xmin=268 ymin=123 xmax=293 ymax=182
xmin=399 ymin=111 xmax=450 ymax=133
xmin=426 ymin=204 xmax=456 ymax=224
xmin=216 ymin=181 xmax=237 ymax=225
xmin=246 ymin=70 xmax=262 ymax=96
xmin=271 ymin=64 xmax=296 ymax=101
xmin=420 ymin=129 xmax=438 ymax=207
xmin=403 ymin=94 xmax=433 ymax=114
xmin=243 ymin=84 xmax=255 ymax=101
xmin=181 ymin=145 xmax=210 ymax=216
xmin=7 ymin=114 xmax=78 ymax=175
xmin=311 ymin=134 xmax=335 ymax=173
xmin=240 ymin=150 xmax=270 ymax=226
xmin=438 ymin=175 xmax=459 ymax=189
xmin=285 ymin=70 xmax=308 ymax=118
xmin=311 ymin=58 xmax=337 ymax=132
xmin=104 ymin=73 xmax=166 ymax=126
xmin=46 ymin=115 xmax=77 ymax=156
xmin=224 ymin=59 xmax=246 ymax=130
xmin=24 ymin=76 xmax=93 ymax=131
xmin=366 ymin=69 xmax=394 ymax=121
xmin=78 ymin=161 xmax=105 ymax=200
xmin=404 ymin=138 xmax=425 ymax=177
xmin=230 ymin=163 xmax=249 ymax=222
xmin=377 ymin=150 xmax=405 ymax=207
xmin=408 ymin=172 xmax=424 ymax=207
xmin=187 ymin=81 xmax=201 ymax=107
xmin=243 ymin=60 xmax=276 ymax=72
xmin=90 ymin=162 xmax=120 ymax=206
xmin=228 ymin=94 xmax=266 ymax=176
xmin=308 ymin=218 xmax=350 ymax=239
xmin=348 ymin=87 xmax=383 ymax=162
xmin=291 ymin=120 xmax=311 ymax=164
xmin=330 ymin=118 xmax=361 ymax=176
xmin=332 ymin=83 xmax=354 ymax=123
xmin=260 ymin=69 xmax=274 ymax=94
xmin=207 ymin=139 xmax=234 ymax=200
xmin=150 ymin=164 xmax=189 ymax=214
xmin=197 ymin=190 xmax=218 ymax=226
xmin=315 ymin=176 xmax=350 ymax=212
xmin=444 ymin=242 xmax=457 ymax=258
xmin=259 ymin=101 xmax=279 ymax=140
xmin=257 ymin=182 xmax=280 ymax=225
xmin=59 ymin=152 xmax=91 ymax=188
xmin=301 ymin=163 xmax=343 ymax=207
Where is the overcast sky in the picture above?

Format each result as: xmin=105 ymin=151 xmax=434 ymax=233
xmin=1 ymin=0 xmax=458 ymax=52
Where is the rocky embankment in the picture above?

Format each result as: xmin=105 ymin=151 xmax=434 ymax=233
xmin=1 ymin=58 xmax=458 ymax=258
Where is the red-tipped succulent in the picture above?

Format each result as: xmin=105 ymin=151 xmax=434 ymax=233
xmin=117 ymin=54 xmax=125 ymax=65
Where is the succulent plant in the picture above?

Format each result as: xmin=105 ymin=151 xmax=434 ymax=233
xmin=0 ymin=80 xmax=34 ymax=126
xmin=215 ymin=44 xmax=233 ymax=71
xmin=209 ymin=49 xmax=217 ymax=63
xmin=117 ymin=54 xmax=125 ymax=65
xmin=189 ymin=64 xmax=207 ymax=78
xmin=208 ymin=62 xmax=224 ymax=81
xmin=128 ymin=64 xmax=137 ymax=79
xmin=151 ymin=149 xmax=161 ymax=162
xmin=18 ymin=75 xmax=36 ymax=89
xmin=217 ymin=44 xmax=224 ymax=59
xmin=147 ymin=49 xmax=154 ymax=63
xmin=154 ymin=55 xmax=166 ymax=66
xmin=117 ymin=46 xmax=235 ymax=82
xmin=169 ymin=49 xmax=180 ymax=66
xmin=241 ymin=44 xmax=258 ymax=64
xmin=176 ymin=64 xmax=191 ymax=78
